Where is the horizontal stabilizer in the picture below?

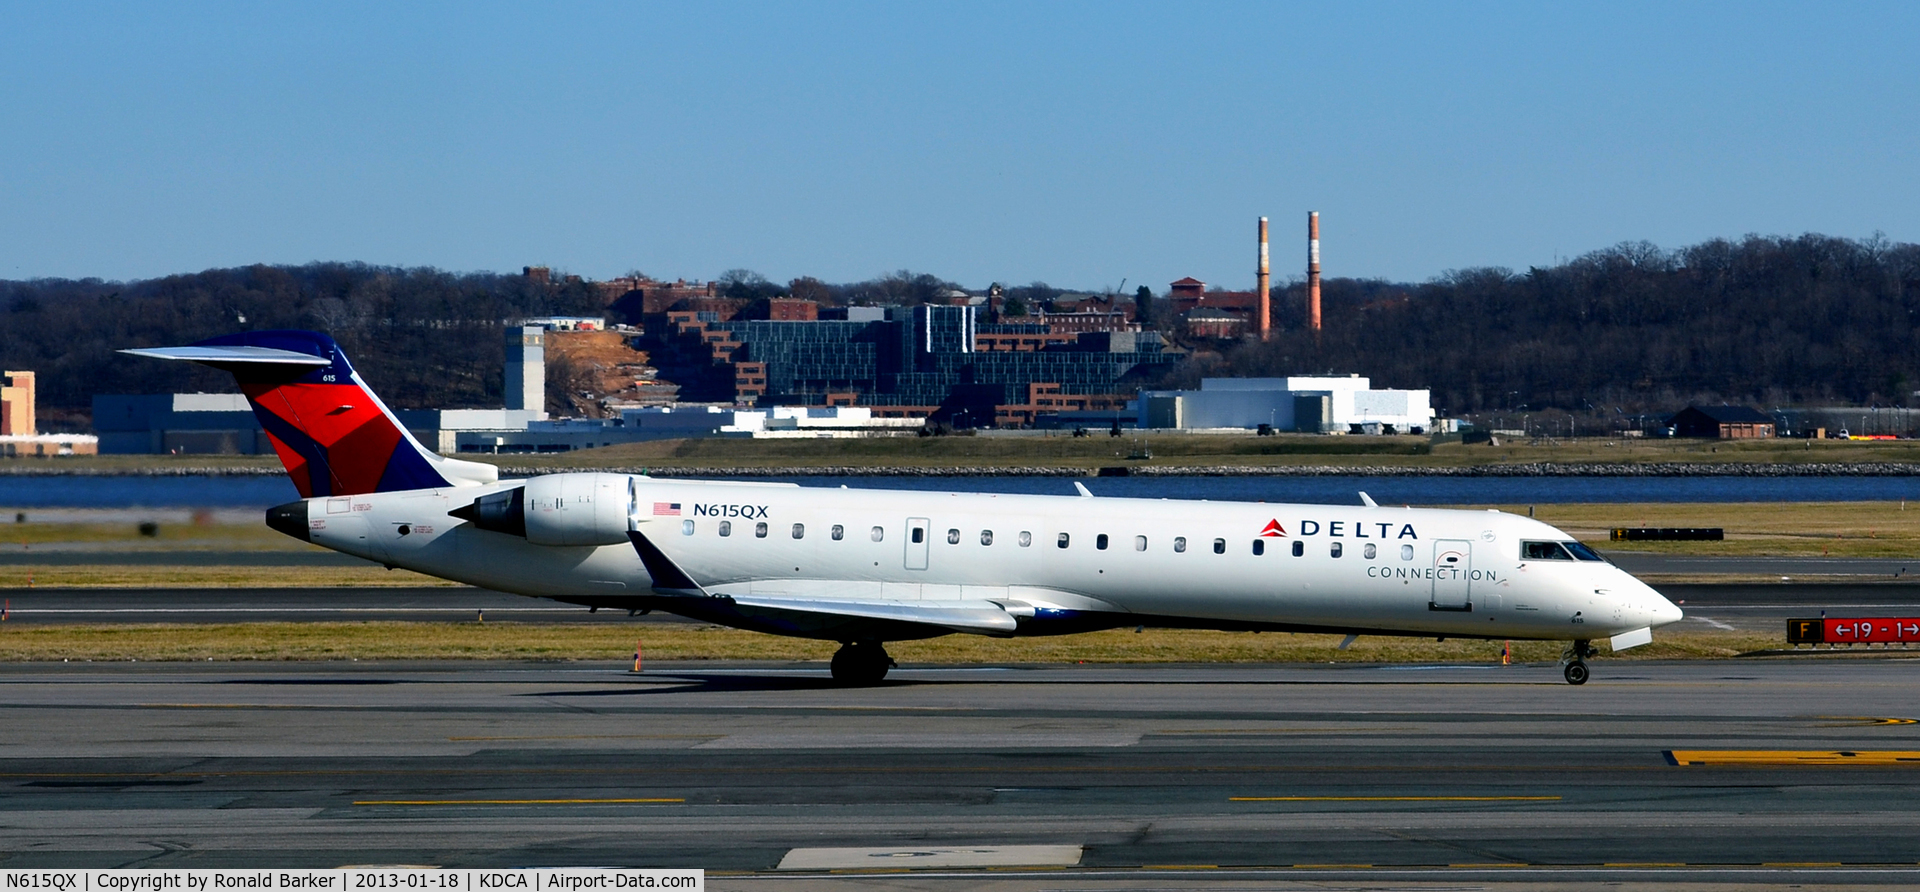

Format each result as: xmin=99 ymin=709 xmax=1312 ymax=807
xmin=119 ymin=345 xmax=331 ymax=367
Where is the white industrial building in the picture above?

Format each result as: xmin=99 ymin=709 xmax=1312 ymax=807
xmin=1138 ymin=376 xmax=1434 ymax=434
xmin=450 ymin=406 xmax=923 ymax=453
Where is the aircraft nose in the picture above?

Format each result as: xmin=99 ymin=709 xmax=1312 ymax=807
xmin=1643 ymin=582 xmax=1684 ymax=627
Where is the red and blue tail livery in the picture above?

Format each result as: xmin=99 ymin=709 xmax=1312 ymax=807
xmin=122 ymin=330 xmax=496 ymax=497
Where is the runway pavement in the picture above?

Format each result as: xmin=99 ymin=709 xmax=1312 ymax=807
xmin=1 ymin=658 xmax=1918 ymax=887
xmin=1609 ymin=552 xmax=1920 ymax=578
xmin=1658 ymin=582 xmax=1920 ymax=633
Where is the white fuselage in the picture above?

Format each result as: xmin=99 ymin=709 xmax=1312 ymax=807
xmin=305 ymin=476 xmax=1682 ymax=642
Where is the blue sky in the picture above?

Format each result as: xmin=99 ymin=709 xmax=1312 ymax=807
xmin=3 ymin=2 xmax=1915 ymax=290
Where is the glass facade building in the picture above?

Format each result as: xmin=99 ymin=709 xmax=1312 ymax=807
xmin=666 ymin=305 xmax=1177 ymax=414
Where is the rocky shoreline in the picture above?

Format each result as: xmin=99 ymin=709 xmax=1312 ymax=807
xmin=9 ymin=462 xmax=1920 ymax=477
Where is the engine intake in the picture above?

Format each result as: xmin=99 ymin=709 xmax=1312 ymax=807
xmin=451 ymin=473 xmax=631 ymax=546
xmin=451 ymin=487 xmax=526 ymax=537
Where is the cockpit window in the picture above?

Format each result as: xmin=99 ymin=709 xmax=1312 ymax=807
xmin=1564 ymin=540 xmax=1607 ymax=562
xmin=1522 ymin=540 xmax=1575 ymax=561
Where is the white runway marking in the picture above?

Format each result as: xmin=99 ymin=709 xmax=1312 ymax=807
xmin=696 ymin=732 xmax=1140 ymax=749
xmin=778 ymin=844 xmax=1083 ymax=870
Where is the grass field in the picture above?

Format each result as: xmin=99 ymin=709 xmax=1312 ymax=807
xmin=0 ymin=621 xmax=1790 ymax=664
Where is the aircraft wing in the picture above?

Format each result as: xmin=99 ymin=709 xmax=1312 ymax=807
xmin=724 ymin=595 xmax=1018 ymax=634
xmin=626 ymin=529 xmax=1021 ymax=635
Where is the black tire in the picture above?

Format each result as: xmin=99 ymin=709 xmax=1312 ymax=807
xmin=1563 ymin=660 xmax=1590 ymax=686
xmin=830 ymin=644 xmax=891 ymax=685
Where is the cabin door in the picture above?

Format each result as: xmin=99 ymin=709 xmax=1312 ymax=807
xmin=1430 ymin=539 xmax=1471 ymax=610
xmin=904 ymin=517 xmax=931 ymax=570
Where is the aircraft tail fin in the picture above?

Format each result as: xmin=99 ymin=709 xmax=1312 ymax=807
xmin=123 ymin=330 xmax=497 ymax=497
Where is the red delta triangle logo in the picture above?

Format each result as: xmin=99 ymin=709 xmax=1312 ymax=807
xmin=1259 ymin=519 xmax=1286 ymax=538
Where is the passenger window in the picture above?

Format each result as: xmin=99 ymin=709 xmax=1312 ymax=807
xmin=1057 ymin=532 xmax=1071 ymax=549
xmin=1291 ymin=540 xmax=1304 ymax=557
xmin=1134 ymin=535 xmax=1147 ymax=552
xmin=911 ymin=527 xmax=925 ymax=544
xmin=1522 ymin=541 xmax=1575 ymax=561
xmin=1096 ymin=534 xmax=1109 ymax=550
xmin=1018 ymin=531 xmax=1032 ymax=547
xmin=1252 ymin=539 xmax=1265 ymax=556
xmin=681 ymin=520 xmax=695 ymax=536
xmin=980 ymin=530 xmax=993 ymax=546
xmin=1363 ymin=543 xmax=1377 ymax=559
xmin=792 ymin=523 xmax=804 ymax=539
xmin=718 ymin=521 xmax=732 ymax=537
xmin=755 ymin=522 xmax=768 ymax=538
xmin=947 ymin=528 xmax=961 ymax=545
xmin=1400 ymin=544 xmax=1414 ymax=560
xmin=1330 ymin=542 xmax=1343 ymax=558
xmin=831 ymin=524 xmax=844 ymax=541
xmin=1173 ymin=536 xmax=1187 ymax=553
xmin=871 ymin=526 xmax=884 ymax=542
xmin=1213 ymin=538 xmax=1226 ymax=554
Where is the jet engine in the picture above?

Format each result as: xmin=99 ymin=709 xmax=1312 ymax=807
xmin=451 ymin=472 xmax=631 ymax=546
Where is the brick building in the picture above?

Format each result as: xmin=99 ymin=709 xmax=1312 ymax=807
xmin=639 ymin=305 xmax=1179 ymax=426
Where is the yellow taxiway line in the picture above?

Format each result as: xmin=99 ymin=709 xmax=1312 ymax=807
xmin=1666 ymin=750 xmax=1920 ymax=766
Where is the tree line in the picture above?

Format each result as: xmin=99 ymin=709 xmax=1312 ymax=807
xmin=3 ymin=233 xmax=1917 ymax=430
xmin=0 ymin=263 xmax=604 ymax=427
xmin=1205 ymin=233 xmax=1920 ymax=417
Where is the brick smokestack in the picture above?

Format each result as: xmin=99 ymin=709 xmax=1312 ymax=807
xmin=1256 ymin=217 xmax=1271 ymax=340
xmin=1307 ymin=211 xmax=1322 ymax=336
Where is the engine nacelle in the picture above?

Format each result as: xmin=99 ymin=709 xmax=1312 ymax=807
xmin=524 ymin=472 xmax=631 ymax=546
xmin=455 ymin=472 xmax=632 ymax=546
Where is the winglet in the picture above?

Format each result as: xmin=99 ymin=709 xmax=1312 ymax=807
xmin=1358 ymin=492 xmax=1379 ymax=508
xmin=1074 ymin=482 xmax=1093 ymax=498
xmin=627 ymin=529 xmax=708 ymax=596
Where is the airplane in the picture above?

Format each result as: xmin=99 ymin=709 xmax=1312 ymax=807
xmin=126 ymin=330 xmax=1683 ymax=686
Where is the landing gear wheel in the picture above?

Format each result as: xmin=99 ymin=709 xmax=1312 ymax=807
xmin=1560 ymin=638 xmax=1595 ymax=685
xmin=830 ymin=642 xmax=894 ymax=685
xmin=1563 ymin=660 xmax=1590 ymax=686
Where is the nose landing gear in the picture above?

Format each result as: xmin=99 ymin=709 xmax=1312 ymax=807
xmin=1561 ymin=639 xmax=1595 ymax=685
xmin=830 ymin=641 xmax=895 ymax=685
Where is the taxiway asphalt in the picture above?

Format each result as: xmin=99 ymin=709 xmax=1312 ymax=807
xmin=1 ymin=658 xmax=1917 ymax=887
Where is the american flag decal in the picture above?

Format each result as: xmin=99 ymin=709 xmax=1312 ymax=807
xmin=653 ymin=502 xmax=681 ymax=516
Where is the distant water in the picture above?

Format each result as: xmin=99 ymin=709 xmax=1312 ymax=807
xmin=0 ymin=476 xmax=302 ymax=509
xmin=4 ymin=473 xmax=1920 ymax=509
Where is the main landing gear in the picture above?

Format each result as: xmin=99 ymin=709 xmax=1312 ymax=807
xmin=1561 ymin=639 xmax=1596 ymax=685
xmin=830 ymin=641 xmax=895 ymax=686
